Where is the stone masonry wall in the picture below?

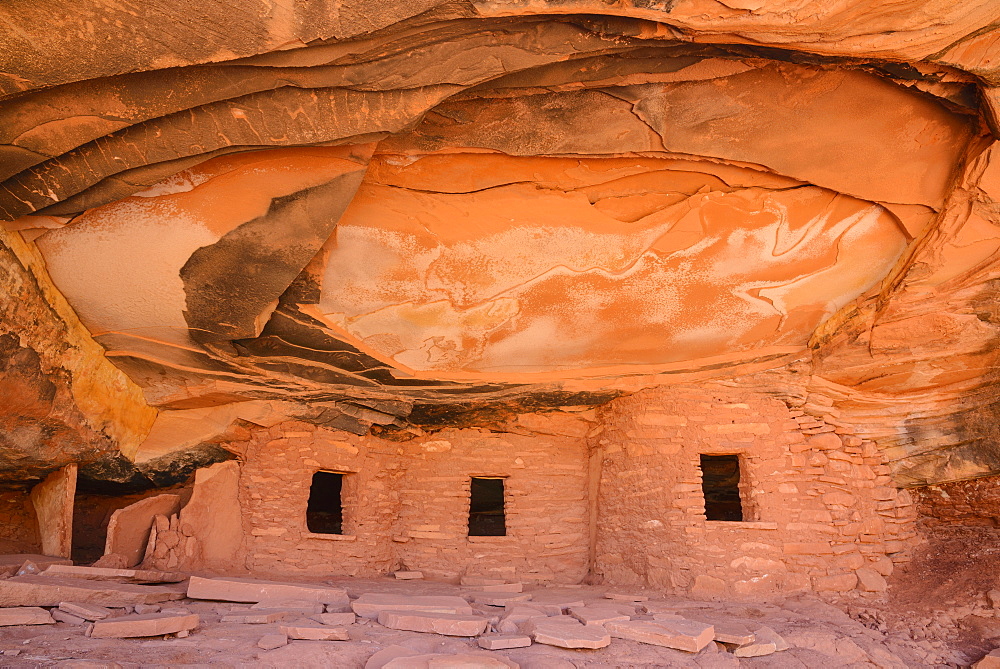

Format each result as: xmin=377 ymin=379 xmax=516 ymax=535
xmin=593 ymin=385 xmax=918 ymax=597
xmin=170 ymin=416 xmax=593 ymax=582
xmin=913 ymin=474 xmax=1000 ymax=526
xmin=393 ymin=423 xmax=590 ymax=584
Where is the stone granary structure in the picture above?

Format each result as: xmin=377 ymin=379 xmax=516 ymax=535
xmin=2 ymin=0 xmax=1000 ymax=604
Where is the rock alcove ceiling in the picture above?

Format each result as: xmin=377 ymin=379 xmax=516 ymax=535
xmin=1 ymin=0 xmax=1000 ymax=489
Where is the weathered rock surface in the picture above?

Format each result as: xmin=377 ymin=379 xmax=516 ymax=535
xmin=352 ymin=593 xmax=475 ymax=618
xmin=0 ymin=0 xmax=998 ymax=489
xmin=88 ymin=612 xmax=199 ymax=638
xmin=0 ymin=576 xmax=183 ymax=607
xmin=186 ymin=576 xmax=348 ymax=606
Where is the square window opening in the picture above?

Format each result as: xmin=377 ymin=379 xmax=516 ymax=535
xmin=307 ymin=471 xmax=344 ymax=534
xmin=700 ymin=454 xmax=745 ymax=521
xmin=469 ymin=477 xmax=506 ymax=537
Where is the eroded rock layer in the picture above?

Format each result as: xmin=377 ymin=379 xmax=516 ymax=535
xmin=2 ymin=1 xmax=1000 ymax=486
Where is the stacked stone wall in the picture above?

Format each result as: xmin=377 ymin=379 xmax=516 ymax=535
xmin=914 ymin=474 xmax=1000 ymax=525
xmin=593 ymin=385 xmax=917 ymax=596
xmin=202 ymin=417 xmax=592 ymax=582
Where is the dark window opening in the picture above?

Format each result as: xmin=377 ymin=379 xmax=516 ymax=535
xmin=469 ymin=477 xmax=506 ymax=536
xmin=700 ymin=454 xmax=744 ymax=521
xmin=306 ymin=471 xmax=343 ymax=534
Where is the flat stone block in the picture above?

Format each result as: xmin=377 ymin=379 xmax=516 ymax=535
xmin=44 ymin=564 xmax=185 ymax=584
xmin=352 ymin=593 xmax=474 ymax=619
xmin=90 ymin=612 xmax=199 ymax=638
xmin=478 ymin=634 xmax=532 ymax=650
xmin=525 ymin=616 xmax=610 ymax=649
xmin=187 ymin=576 xmax=348 ymax=606
xmin=0 ymin=576 xmax=182 ymax=607
xmin=312 ymin=611 xmax=356 ymax=626
xmin=58 ymin=601 xmax=113 ymax=620
xmin=378 ymin=610 xmax=489 ymax=636
xmin=473 ymin=583 xmax=523 ymax=593
xmin=280 ymin=623 xmax=350 ymax=640
xmin=394 ymin=571 xmax=423 ymax=580
xmin=0 ymin=606 xmax=55 ymax=626
xmin=568 ymin=605 xmax=631 ymax=626
xmin=606 ymin=619 xmax=714 ymax=652
xmin=51 ymin=609 xmax=86 ymax=625
xmin=257 ymin=633 xmax=288 ymax=650
xmin=734 ymin=640 xmax=777 ymax=657
xmin=250 ymin=599 xmax=324 ymax=614
xmin=471 ymin=592 xmax=532 ymax=607
xmin=460 ymin=576 xmax=507 ymax=587
xmin=221 ymin=609 xmax=291 ymax=624
xmin=751 ymin=625 xmax=789 ymax=651
xmin=382 ymin=653 xmax=519 ymax=668
xmin=708 ymin=621 xmax=754 ymax=645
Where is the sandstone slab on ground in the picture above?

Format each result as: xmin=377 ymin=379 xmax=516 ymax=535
xmin=58 ymin=601 xmax=112 ymax=620
xmin=312 ymin=611 xmax=355 ymax=626
xmin=257 ymin=633 xmax=288 ymax=650
xmin=382 ymin=653 xmax=519 ymax=668
xmin=280 ymin=622 xmax=350 ymax=640
xmin=378 ymin=609 xmax=489 ymax=636
xmin=104 ymin=494 xmax=180 ymax=567
xmin=734 ymin=639 xmax=777 ymax=657
xmin=221 ymin=609 xmax=291 ymax=624
xmin=471 ymin=592 xmax=532 ymax=606
xmin=606 ymin=619 xmax=715 ymax=652
xmin=708 ymin=621 xmax=754 ymax=645
xmin=0 ymin=606 xmax=55 ymax=625
xmin=90 ymin=612 xmax=198 ymax=638
xmin=470 ymin=583 xmax=523 ymax=593
xmin=50 ymin=609 xmax=86 ymax=625
xmin=478 ymin=634 xmax=532 ymax=649
xmin=0 ymin=555 xmax=71 ymax=578
xmin=44 ymin=564 xmax=185 ymax=584
xmin=752 ymin=625 xmax=789 ymax=651
xmin=0 ymin=576 xmax=182 ymax=607
xmin=525 ymin=616 xmax=611 ymax=649
xmin=250 ymin=599 xmax=324 ymax=613
xmin=352 ymin=593 xmax=474 ymax=618
xmin=394 ymin=571 xmax=423 ymax=580
xmin=568 ymin=604 xmax=631 ymax=625
xmin=187 ymin=576 xmax=348 ymax=605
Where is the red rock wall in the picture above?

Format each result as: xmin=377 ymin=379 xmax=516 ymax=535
xmin=0 ymin=489 xmax=39 ymax=554
xmin=913 ymin=475 xmax=1000 ymax=526
xmin=593 ymin=386 xmax=917 ymax=596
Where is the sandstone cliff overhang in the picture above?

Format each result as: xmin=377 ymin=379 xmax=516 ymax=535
xmin=2 ymin=1 xmax=1000 ymax=487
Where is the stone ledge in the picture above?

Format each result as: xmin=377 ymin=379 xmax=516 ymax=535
xmin=468 ymin=536 xmax=515 ymax=543
xmin=303 ymin=533 xmax=358 ymax=542
xmin=704 ymin=521 xmax=778 ymax=530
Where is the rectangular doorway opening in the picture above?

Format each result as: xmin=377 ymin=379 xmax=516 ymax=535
xmin=469 ymin=477 xmax=506 ymax=536
xmin=307 ymin=471 xmax=343 ymax=534
xmin=700 ymin=454 xmax=744 ymax=521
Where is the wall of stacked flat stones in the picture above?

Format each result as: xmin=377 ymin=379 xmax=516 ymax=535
xmin=224 ymin=419 xmax=590 ymax=582
xmin=592 ymin=385 xmax=918 ymax=596
xmin=392 ymin=425 xmax=590 ymax=584
xmin=914 ymin=474 xmax=1000 ymax=525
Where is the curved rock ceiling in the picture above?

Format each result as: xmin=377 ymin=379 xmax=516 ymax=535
xmin=2 ymin=0 xmax=1000 ymax=487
